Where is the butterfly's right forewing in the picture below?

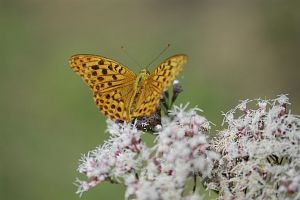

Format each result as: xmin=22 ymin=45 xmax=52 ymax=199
xmin=132 ymin=54 xmax=187 ymax=118
xmin=150 ymin=54 xmax=187 ymax=92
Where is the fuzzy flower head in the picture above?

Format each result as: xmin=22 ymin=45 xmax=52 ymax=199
xmin=75 ymin=121 xmax=147 ymax=196
xmin=124 ymin=104 xmax=219 ymax=199
xmin=209 ymin=95 xmax=300 ymax=200
xmin=75 ymin=104 xmax=219 ymax=199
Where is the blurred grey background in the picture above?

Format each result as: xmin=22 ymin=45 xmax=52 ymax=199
xmin=1 ymin=0 xmax=299 ymax=199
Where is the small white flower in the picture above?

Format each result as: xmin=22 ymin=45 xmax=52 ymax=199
xmin=173 ymin=79 xmax=179 ymax=85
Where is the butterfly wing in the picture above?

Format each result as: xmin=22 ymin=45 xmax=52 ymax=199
xmin=69 ymin=54 xmax=137 ymax=121
xmin=131 ymin=82 xmax=161 ymax=119
xmin=132 ymin=54 xmax=187 ymax=118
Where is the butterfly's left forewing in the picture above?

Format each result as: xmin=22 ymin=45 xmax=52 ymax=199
xmin=132 ymin=54 xmax=187 ymax=118
xmin=69 ymin=54 xmax=137 ymax=121
xmin=69 ymin=54 xmax=136 ymax=91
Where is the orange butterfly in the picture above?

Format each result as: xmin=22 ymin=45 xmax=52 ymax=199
xmin=69 ymin=54 xmax=187 ymax=122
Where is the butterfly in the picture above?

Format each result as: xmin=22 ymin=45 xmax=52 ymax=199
xmin=69 ymin=54 xmax=187 ymax=122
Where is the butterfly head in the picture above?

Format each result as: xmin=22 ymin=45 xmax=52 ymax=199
xmin=140 ymin=69 xmax=150 ymax=76
xmin=135 ymin=69 xmax=150 ymax=88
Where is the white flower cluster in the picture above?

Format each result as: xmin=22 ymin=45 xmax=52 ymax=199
xmin=75 ymin=104 xmax=219 ymax=199
xmin=209 ymin=95 xmax=300 ymax=200
xmin=75 ymin=120 xmax=146 ymax=195
xmin=75 ymin=95 xmax=300 ymax=200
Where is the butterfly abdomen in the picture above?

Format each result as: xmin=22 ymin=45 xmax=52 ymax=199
xmin=129 ymin=69 xmax=150 ymax=115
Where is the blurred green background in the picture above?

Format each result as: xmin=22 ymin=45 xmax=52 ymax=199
xmin=1 ymin=0 xmax=299 ymax=199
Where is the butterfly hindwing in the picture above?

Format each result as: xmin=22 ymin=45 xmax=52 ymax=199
xmin=133 ymin=54 xmax=187 ymax=118
xmin=94 ymin=84 xmax=135 ymax=121
xmin=132 ymin=83 xmax=161 ymax=118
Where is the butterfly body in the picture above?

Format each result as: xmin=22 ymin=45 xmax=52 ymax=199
xmin=69 ymin=54 xmax=187 ymax=122
xmin=130 ymin=69 xmax=150 ymax=113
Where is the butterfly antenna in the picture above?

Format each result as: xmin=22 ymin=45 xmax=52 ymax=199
xmin=147 ymin=44 xmax=171 ymax=69
xmin=121 ymin=46 xmax=141 ymax=68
